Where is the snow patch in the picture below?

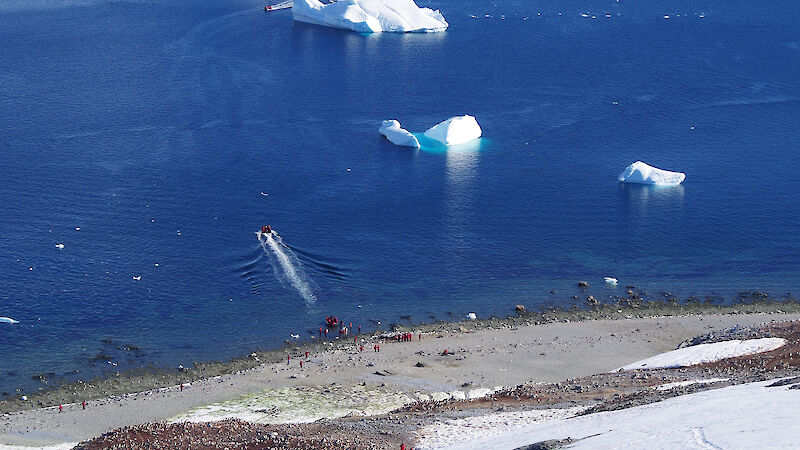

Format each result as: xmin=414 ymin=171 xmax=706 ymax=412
xmin=0 ymin=444 xmax=79 ymax=450
xmin=379 ymin=120 xmax=420 ymax=148
xmin=415 ymin=406 xmax=587 ymax=449
xmin=426 ymin=379 xmax=800 ymax=450
xmin=654 ymin=378 xmax=729 ymax=391
xmin=292 ymin=0 xmax=448 ymax=33
xmin=618 ymin=161 xmax=686 ymax=185
xmin=424 ymin=115 xmax=482 ymax=146
xmin=617 ymin=338 xmax=786 ymax=371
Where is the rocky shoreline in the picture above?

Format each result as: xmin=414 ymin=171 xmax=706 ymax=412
xmin=67 ymin=319 xmax=800 ymax=449
xmin=2 ymin=295 xmax=799 ymax=416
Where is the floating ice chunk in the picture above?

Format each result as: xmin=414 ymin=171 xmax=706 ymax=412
xmin=604 ymin=276 xmax=618 ymax=285
xmin=132 ymin=276 xmax=142 ymax=281
xmin=379 ymin=120 xmax=420 ymax=148
xmin=618 ymin=161 xmax=686 ymax=185
xmin=55 ymin=243 xmax=65 ymax=249
xmin=424 ymin=115 xmax=482 ymax=146
xmin=293 ymin=0 xmax=448 ymax=33
xmin=467 ymin=312 xmax=477 ymax=320
xmin=0 ymin=317 xmax=19 ymax=324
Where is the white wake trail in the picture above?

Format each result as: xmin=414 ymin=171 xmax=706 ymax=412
xmin=257 ymin=231 xmax=317 ymax=303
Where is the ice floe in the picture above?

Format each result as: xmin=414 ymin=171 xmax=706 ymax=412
xmin=379 ymin=120 xmax=420 ymax=148
xmin=604 ymin=276 xmax=618 ymax=285
xmin=618 ymin=160 xmax=686 ymax=185
xmin=617 ymin=337 xmax=786 ymax=371
xmin=0 ymin=317 xmax=20 ymax=324
xmin=292 ymin=0 xmax=448 ymax=33
xmin=424 ymin=115 xmax=482 ymax=146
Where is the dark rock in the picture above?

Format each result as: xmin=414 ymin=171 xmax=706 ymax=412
xmin=515 ymin=437 xmax=574 ymax=450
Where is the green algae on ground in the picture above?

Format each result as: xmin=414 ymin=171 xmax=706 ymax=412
xmin=171 ymin=385 xmax=415 ymax=424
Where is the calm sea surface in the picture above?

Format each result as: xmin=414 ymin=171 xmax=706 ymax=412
xmin=1 ymin=0 xmax=799 ymax=393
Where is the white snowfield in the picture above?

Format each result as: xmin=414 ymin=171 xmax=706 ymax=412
xmin=421 ymin=379 xmax=800 ymax=450
xmin=379 ymin=120 xmax=420 ymax=148
xmin=617 ymin=337 xmax=786 ymax=371
xmin=292 ymin=0 xmax=448 ymax=33
xmin=618 ymin=160 xmax=686 ymax=185
xmin=424 ymin=115 xmax=482 ymax=146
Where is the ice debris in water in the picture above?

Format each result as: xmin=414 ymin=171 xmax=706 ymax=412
xmin=293 ymin=0 xmax=448 ymax=33
xmin=604 ymin=277 xmax=618 ymax=285
xmin=0 ymin=317 xmax=20 ymax=324
xmin=467 ymin=312 xmax=477 ymax=320
xmin=379 ymin=120 xmax=420 ymax=148
xmin=424 ymin=115 xmax=482 ymax=146
xmin=55 ymin=243 xmax=65 ymax=249
xmin=618 ymin=161 xmax=685 ymax=185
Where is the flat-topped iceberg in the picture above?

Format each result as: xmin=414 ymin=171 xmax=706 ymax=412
xmin=618 ymin=161 xmax=686 ymax=185
xmin=293 ymin=0 xmax=448 ymax=33
xmin=379 ymin=120 xmax=420 ymax=148
xmin=424 ymin=115 xmax=482 ymax=146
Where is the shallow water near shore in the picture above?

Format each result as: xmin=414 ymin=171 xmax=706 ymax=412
xmin=1 ymin=0 xmax=799 ymax=394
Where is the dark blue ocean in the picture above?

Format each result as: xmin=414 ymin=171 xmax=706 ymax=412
xmin=1 ymin=0 xmax=799 ymax=393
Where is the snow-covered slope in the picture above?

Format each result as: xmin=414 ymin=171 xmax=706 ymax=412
xmin=292 ymin=0 xmax=448 ymax=33
xmin=617 ymin=337 xmax=786 ymax=371
xmin=379 ymin=120 xmax=420 ymax=148
xmin=618 ymin=161 xmax=686 ymax=185
xmin=423 ymin=115 xmax=481 ymax=146
xmin=420 ymin=379 xmax=800 ymax=449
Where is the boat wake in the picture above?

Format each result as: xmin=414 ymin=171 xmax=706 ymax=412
xmin=257 ymin=231 xmax=317 ymax=303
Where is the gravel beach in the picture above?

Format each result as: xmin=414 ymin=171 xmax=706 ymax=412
xmin=2 ymin=306 xmax=800 ymax=448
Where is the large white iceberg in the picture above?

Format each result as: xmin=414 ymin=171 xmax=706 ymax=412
xmin=618 ymin=161 xmax=686 ymax=185
xmin=293 ymin=0 xmax=448 ymax=33
xmin=424 ymin=115 xmax=482 ymax=146
xmin=379 ymin=120 xmax=420 ymax=148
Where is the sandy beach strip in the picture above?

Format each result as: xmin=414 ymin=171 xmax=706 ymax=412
xmin=2 ymin=310 xmax=800 ymax=447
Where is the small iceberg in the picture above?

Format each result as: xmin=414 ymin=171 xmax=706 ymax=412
xmin=604 ymin=277 xmax=618 ymax=285
xmin=424 ymin=115 xmax=482 ymax=146
xmin=379 ymin=120 xmax=420 ymax=148
xmin=618 ymin=161 xmax=686 ymax=185
xmin=0 ymin=317 xmax=20 ymax=324
xmin=467 ymin=312 xmax=477 ymax=320
xmin=293 ymin=0 xmax=449 ymax=33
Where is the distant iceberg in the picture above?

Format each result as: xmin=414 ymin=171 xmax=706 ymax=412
xmin=0 ymin=317 xmax=19 ymax=324
xmin=424 ymin=115 xmax=482 ymax=146
xmin=293 ymin=0 xmax=448 ymax=33
xmin=618 ymin=161 xmax=686 ymax=185
xmin=379 ymin=120 xmax=420 ymax=148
